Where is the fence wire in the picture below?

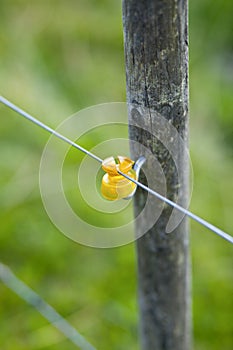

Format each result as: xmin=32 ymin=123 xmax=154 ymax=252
xmin=0 ymin=96 xmax=232 ymax=244
xmin=0 ymin=263 xmax=96 ymax=350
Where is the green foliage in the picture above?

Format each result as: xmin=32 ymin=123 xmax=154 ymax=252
xmin=0 ymin=0 xmax=232 ymax=349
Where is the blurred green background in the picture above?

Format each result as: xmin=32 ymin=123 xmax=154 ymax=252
xmin=0 ymin=0 xmax=232 ymax=349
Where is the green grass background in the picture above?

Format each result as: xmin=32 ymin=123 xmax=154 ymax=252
xmin=0 ymin=0 xmax=232 ymax=349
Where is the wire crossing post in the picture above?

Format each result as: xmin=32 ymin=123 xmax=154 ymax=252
xmin=122 ymin=1 xmax=191 ymax=349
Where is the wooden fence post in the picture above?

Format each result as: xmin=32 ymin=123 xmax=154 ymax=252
xmin=122 ymin=1 xmax=191 ymax=349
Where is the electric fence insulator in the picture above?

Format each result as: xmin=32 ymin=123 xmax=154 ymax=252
xmin=101 ymin=156 xmax=136 ymax=200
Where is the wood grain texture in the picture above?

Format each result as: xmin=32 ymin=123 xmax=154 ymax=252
xmin=122 ymin=1 xmax=191 ymax=349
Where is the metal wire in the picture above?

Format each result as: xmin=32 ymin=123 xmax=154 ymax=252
xmin=1 ymin=96 xmax=232 ymax=245
xmin=0 ymin=263 xmax=96 ymax=350
xmin=118 ymin=170 xmax=233 ymax=244
xmin=0 ymin=96 xmax=102 ymax=164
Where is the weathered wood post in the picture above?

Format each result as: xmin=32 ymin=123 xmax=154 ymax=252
xmin=122 ymin=1 xmax=191 ymax=349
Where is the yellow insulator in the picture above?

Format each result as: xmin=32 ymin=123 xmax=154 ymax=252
xmin=101 ymin=156 xmax=137 ymax=201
